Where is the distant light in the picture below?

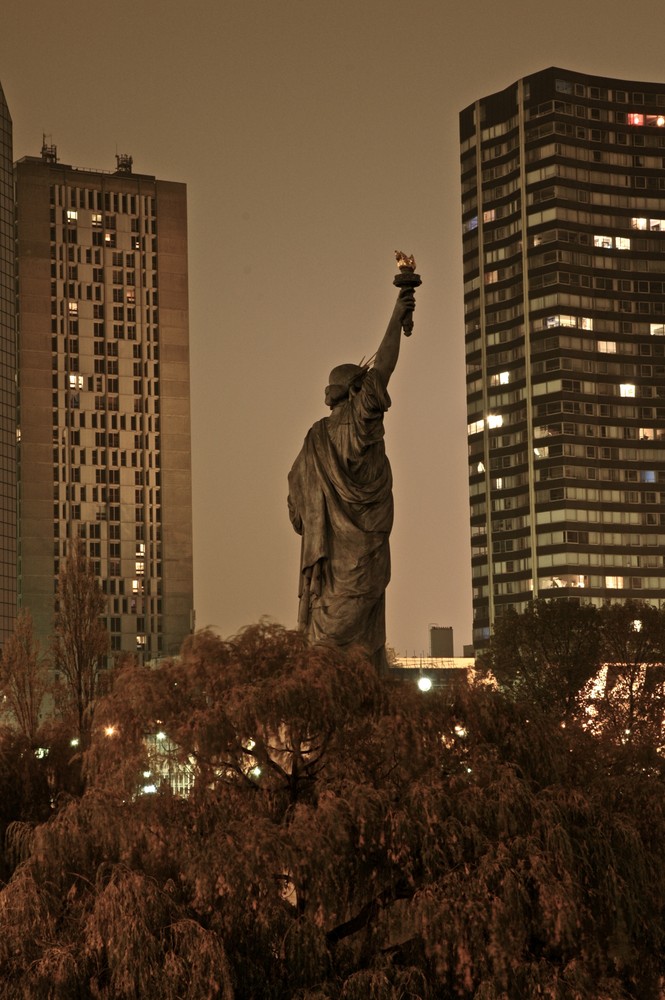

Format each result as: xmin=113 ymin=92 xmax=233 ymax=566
xmin=143 ymin=770 xmax=152 ymax=778
xmin=249 ymin=766 xmax=262 ymax=778
xmin=632 ymin=619 xmax=643 ymax=632
xmin=155 ymin=731 xmax=167 ymax=741
xmin=454 ymin=724 xmax=467 ymax=738
xmin=34 ymin=747 xmax=49 ymax=759
xmin=70 ymin=737 xmax=79 ymax=747
xmin=417 ymin=676 xmax=433 ymax=692
xmin=104 ymin=725 xmax=117 ymax=738
xmin=658 ymin=116 xmax=665 ymax=127
xmin=142 ymin=784 xmax=157 ymax=795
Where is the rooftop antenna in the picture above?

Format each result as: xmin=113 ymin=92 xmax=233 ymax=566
xmin=41 ymin=134 xmax=58 ymax=163
xmin=115 ymin=153 xmax=133 ymax=175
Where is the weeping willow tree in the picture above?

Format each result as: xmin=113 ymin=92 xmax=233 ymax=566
xmin=0 ymin=622 xmax=664 ymax=999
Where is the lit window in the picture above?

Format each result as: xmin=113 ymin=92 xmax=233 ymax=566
xmin=92 ymin=213 xmax=103 ymax=227
xmin=484 ymin=270 xmax=498 ymax=284
xmin=650 ymin=323 xmax=665 ymax=336
xmin=66 ymin=210 xmax=78 ymax=223
xmin=477 ymin=461 xmax=485 ymax=473
xmin=620 ymin=383 xmax=636 ymax=397
xmin=627 ymin=112 xmax=644 ymax=126
xmin=646 ymin=114 xmax=665 ymax=127
xmin=499 ymin=371 xmax=510 ymax=384
xmin=69 ymin=374 xmax=83 ymax=390
xmin=606 ymin=576 xmax=624 ymax=589
xmin=649 ymin=219 xmax=664 ymax=231
xmin=136 ymin=634 xmax=146 ymax=648
xmin=483 ymin=209 xmax=496 ymax=223
xmin=594 ymin=234 xmax=613 ymax=248
xmin=68 ymin=301 xmax=78 ymax=316
xmin=631 ymin=217 xmax=648 ymax=230
xmin=487 ymin=413 xmax=503 ymax=429
xmin=135 ymin=560 xmax=145 ymax=575
xmin=615 ymin=236 xmax=631 ymax=250
xmin=598 ymin=341 xmax=616 ymax=353
xmin=467 ymin=419 xmax=484 ymax=435
xmin=464 ymin=216 xmax=478 ymax=233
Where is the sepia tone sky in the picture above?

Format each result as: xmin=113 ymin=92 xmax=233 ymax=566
xmin=1 ymin=0 xmax=663 ymax=655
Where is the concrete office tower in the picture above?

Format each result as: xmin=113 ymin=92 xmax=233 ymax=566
xmin=460 ymin=68 xmax=665 ymax=648
xmin=0 ymin=84 xmax=16 ymax=645
xmin=16 ymin=148 xmax=193 ymax=658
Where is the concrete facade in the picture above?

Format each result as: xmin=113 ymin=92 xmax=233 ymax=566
xmin=16 ymin=151 xmax=193 ymax=658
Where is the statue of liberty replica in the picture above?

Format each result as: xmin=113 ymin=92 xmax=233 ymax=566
xmin=288 ymin=253 xmax=421 ymax=670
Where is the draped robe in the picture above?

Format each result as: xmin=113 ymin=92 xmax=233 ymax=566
xmin=288 ymin=369 xmax=393 ymax=660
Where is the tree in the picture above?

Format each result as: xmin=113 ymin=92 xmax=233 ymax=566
xmin=485 ymin=598 xmax=602 ymax=717
xmin=587 ymin=600 xmax=665 ymax=752
xmin=0 ymin=609 xmax=49 ymax=741
xmin=52 ymin=543 xmax=110 ymax=745
xmin=0 ymin=623 xmax=663 ymax=997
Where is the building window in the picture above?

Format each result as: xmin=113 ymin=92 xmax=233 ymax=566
xmin=620 ymin=384 xmax=636 ymax=397
xmin=627 ymin=112 xmax=644 ymax=126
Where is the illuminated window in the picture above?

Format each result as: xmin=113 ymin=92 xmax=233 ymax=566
xmin=68 ymin=301 xmax=78 ymax=316
xmin=483 ymin=208 xmax=496 ymax=223
xmin=606 ymin=576 xmax=624 ymax=589
xmin=631 ymin=217 xmax=648 ymax=230
xmin=627 ymin=112 xmax=644 ymax=126
xmin=620 ymin=383 xmax=636 ymax=397
xmin=69 ymin=374 xmax=83 ymax=390
xmin=487 ymin=413 xmax=503 ymax=429
xmin=598 ymin=341 xmax=617 ymax=353
xmin=92 ymin=213 xmax=103 ymax=227
xmin=467 ymin=419 xmax=484 ymax=435
xmin=484 ymin=270 xmax=498 ymax=284
xmin=615 ymin=236 xmax=631 ymax=250
xmin=66 ymin=210 xmax=78 ymax=223
xmin=646 ymin=114 xmax=665 ymax=127
xmin=135 ymin=560 xmax=145 ymax=575
xmin=650 ymin=323 xmax=665 ymax=336
xmin=594 ymin=234 xmax=613 ymax=248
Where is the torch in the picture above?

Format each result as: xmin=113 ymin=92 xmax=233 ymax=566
xmin=393 ymin=250 xmax=422 ymax=336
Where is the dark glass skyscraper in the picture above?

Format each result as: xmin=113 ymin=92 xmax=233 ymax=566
xmin=0 ymin=83 xmax=17 ymax=644
xmin=460 ymin=68 xmax=665 ymax=648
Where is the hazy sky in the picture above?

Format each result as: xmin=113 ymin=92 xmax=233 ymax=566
xmin=1 ymin=0 xmax=663 ymax=655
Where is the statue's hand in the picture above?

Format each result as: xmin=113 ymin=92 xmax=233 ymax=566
xmin=394 ymin=287 xmax=415 ymax=325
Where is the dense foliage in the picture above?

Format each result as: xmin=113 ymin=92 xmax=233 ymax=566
xmin=0 ymin=620 xmax=664 ymax=998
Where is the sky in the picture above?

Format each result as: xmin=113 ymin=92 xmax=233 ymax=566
xmin=1 ymin=0 xmax=663 ymax=656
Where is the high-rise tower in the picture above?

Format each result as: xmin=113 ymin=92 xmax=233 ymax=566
xmin=16 ymin=147 xmax=193 ymax=658
xmin=460 ymin=69 xmax=665 ymax=648
xmin=0 ymin=83 xmax=17 ymax=644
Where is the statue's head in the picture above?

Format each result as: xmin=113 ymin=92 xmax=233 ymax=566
xmin=325 ymin=364 xmax=368 ymax=408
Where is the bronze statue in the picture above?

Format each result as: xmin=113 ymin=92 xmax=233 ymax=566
xmin=288 ymin=254 xmax=420 ymax=669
